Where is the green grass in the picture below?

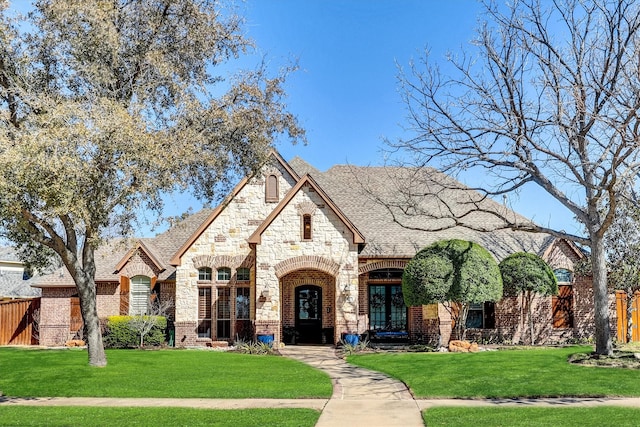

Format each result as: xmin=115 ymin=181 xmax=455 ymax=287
xmin=0 ymin=407 xmax=320 ymax=427
xmin=0 ymin=348 xmax=332 ymax=398
xmin=348 ymin=346 xmax=640 ymax=398
xmin=423 ymin=406 xmax=640 ymax=426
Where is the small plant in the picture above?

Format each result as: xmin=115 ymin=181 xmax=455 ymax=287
xmin=340 ymin=337 xmax=370 ymax=356
xmin=234 ymin=338 xmax=278 ymax=355
xmin=407 ymin=344 xmax=437 ymax=352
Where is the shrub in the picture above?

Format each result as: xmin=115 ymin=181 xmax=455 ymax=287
xmin=103 ymin=315 xmax=167 ymax=348
xmin=234 ymin=338 xmax=277 ymax=355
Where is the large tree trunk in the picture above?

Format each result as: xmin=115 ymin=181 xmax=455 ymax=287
xmin=591 ymin=234 xmax=613 ymax=356
xmin=526 ymin=290 xmax=535 ymax=346
xmin=58 ymin=239 xmax=107 ymax=367
xmin=75 ymin=273 xmax=107 ymax=367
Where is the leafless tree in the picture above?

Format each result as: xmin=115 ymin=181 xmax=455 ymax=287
xmin=384 ymin=0 xmax=640 ymax=355
xmin=128 ymin=297 xmax=174 ymax=348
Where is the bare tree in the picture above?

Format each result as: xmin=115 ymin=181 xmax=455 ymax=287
xmin=597 ymin=191 xmax=640 ymax=342
xmin=385 ymin=0 xmax=640 ymax=355
xmin=0 ymin=1 xmax=304 ymax=366
xmin=129 ymin=297 xmax=174 ymax=348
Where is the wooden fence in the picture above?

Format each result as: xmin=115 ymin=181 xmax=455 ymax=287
xmin=616 ymin=291 xmax=640 ymax=343
xmin=0 ymin=298 xmax=40 ymax=345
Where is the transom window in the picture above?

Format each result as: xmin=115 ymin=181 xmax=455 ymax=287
xmin=198 ymin=267 xmax=212 ymax=281
xmin=130 ymin=275 xmax=151 ymax=315
xmin=237 ymin=267 xmax=250 ymax=282
xmin=369 ymin=268 xmax=404 ymax=280
xmin=554 ymin=269 xmax=573 ymax=283
xmin=217 ymin=267 xmax=231 ymax=281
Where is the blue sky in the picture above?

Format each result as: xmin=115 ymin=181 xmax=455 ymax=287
xmin=6 ymin=1 xmax=581 ymax=238
xmin=205 ymin=0 xmax=580 ymax=237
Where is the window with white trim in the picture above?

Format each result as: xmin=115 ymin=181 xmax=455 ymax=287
xmin=130 ymin=275 xmax=151 ymax=315
xmin=198 ymin=267 xmax=212 ymax=281
xmin=217 ymin=267 xmax=231 ymax=281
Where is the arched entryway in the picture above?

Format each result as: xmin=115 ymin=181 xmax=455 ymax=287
xmin=279 ymin=268 xmax=336 ymax=345
xmin=295 ymin=285 xmax=323 ymax=344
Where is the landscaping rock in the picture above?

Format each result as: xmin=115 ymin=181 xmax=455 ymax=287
xmin=449 ymin=340 xmax=479 ymax=353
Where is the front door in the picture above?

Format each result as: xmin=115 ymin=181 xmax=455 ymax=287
xmin=70 ymin=296 xmax=84 ymax=339
xmin=295 ymin=285 xmax=322 ymax=344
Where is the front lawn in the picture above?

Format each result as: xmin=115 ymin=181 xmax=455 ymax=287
xmin=0 ymin=407 xmax=320 ymax=427
xmin=348 ymin=346 xmax=640 ymax=398
xmin=0 ymin=348 xmax=332 ymax=398
xmin=423 ymin=406 xmax=640 ymax=426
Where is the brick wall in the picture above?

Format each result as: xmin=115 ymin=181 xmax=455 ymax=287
xmin=39 ymin=287 xmax=76 ymax=346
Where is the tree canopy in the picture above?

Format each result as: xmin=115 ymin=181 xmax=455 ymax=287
xmin=403 ymin=239 xmax=502 ymax=339
xmin=500 ymin=253 xmax=557 ymax=298
xmin=385 ymin=0 xmax=640 ymax=355
xmin=0 ymin=0 xmax=304 ymax=366
xmin=499 ymin=252 xmax=557 ymax=344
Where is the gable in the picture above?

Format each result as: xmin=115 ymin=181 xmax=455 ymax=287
xmin=170 ymin=151 xmax=300 ymax=265
xmin=248 ymin=174 xmax=365 ymax=245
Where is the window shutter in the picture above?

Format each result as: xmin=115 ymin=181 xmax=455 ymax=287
xmin=120 ymin=276 xmax=130 ymax=315
xmin=266 ymin=174 xmax=278 ymax=202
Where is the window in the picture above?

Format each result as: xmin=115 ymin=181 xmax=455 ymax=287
xmin=217 ymin=267 xmax=231 ymax=281
xmin=466 ymin=302 xmax=496 ymax=329
xmin=302 ymin=214 xmax=312 ymax=240
xmin=236 ymin=288 xmax=250 ymax=320
xmin=235 ymin=287 xmax=252 ymax=340
xmin=554 ymin=269 xmax=573 ymax=283
xmin=198 ymin=267 xmax=212 ymax=281
xmin=368 ymin=284 xmax=407 ymax=331
xmin=369 ymin=269 xmax=404 ymax=280
xmin=237 ymin=267 xmax=250 ymax=282
xmin=265 ymin=174 xmax=279 ymax=202
xmin=198 ymin=288 xmax=212 ymax=338
xmin=130 ymin=275 xmax=151 ymax=315
xmin=217 ymin=287 xmax=231 ymax=339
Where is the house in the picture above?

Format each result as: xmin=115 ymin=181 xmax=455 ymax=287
xmin=0 ymin=247 xmax=41 ymax=299
xmin=33 ymin=152 xmax=604 ymax=347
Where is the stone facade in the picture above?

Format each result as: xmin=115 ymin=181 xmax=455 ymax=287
xmin=34 ymin=153 xmax=611 ymax=347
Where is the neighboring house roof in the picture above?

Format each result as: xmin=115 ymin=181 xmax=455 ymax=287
xmin=0 ymin=272 xmax=41 ymax=297
xmin=0 ymin=247 xmax=41 ymax=297
xmin=247 ymin=173 xmax=365 ymax=245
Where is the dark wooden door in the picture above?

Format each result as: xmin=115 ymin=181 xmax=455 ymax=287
xmin=70 ymin=297 xmax=84 ymax=338
xmin=295 ymin=285 xmax=322 ymax=344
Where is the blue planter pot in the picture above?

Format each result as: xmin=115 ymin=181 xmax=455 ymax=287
xmin=257 ymin=334 xmax=274 ymax=346
xmin=343 ymin=333 xmax=359 ymax=346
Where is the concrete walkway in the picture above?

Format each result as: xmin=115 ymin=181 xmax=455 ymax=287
xmin=4 ymin=345 xmax=640 ymax=427
xmin=280 ymin=345 xmax=423 ymax=427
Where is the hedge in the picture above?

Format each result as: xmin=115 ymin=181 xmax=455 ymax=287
xmin=103 ymin=315 xmax=167 ymax=348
